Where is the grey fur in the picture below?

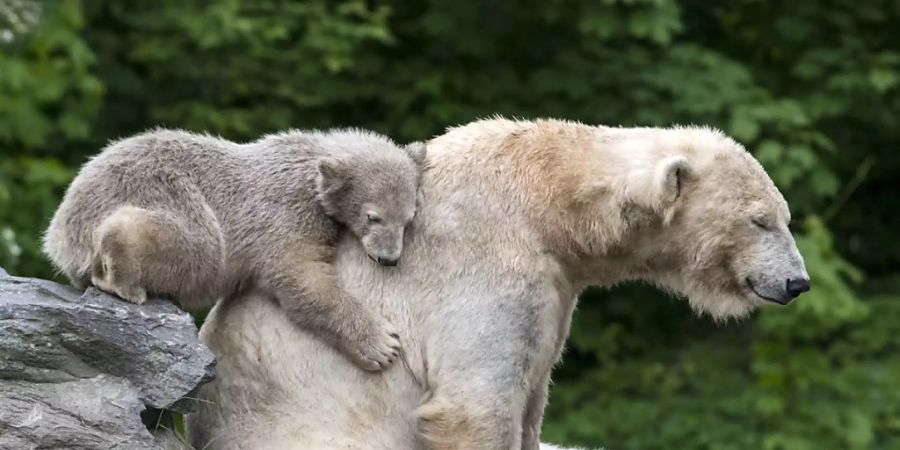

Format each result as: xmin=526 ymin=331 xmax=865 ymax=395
xmin=43 ymin=128 xmax=424 ymax=371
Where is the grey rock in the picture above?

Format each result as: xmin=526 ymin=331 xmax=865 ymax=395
xmin=0 ymin=376 xmax=154 ymax=449
xmin=0 ymin=268 xmax=215 ymax=449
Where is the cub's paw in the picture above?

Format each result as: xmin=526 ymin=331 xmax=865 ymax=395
xmin=343 ymin=316 xmax=402 ymax=372
xmin=92 ymin=275 xmax=147 ymax=305
xmin=118 ymin=286 xmax=148 ymax=305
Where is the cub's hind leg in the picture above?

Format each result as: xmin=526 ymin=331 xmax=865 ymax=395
xmin=91 ymin=204 xmax=225 ymax=307
xmin=91 ymin=206 xmax=153 ymax=304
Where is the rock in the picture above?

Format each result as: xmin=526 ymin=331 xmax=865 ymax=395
xmin=0 ymin=269 xmax=215 ymax=449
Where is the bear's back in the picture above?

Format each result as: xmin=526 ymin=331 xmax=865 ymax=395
xmin=87 ymin=129 xmax=237 ymax=177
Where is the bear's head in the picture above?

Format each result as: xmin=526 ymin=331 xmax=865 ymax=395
xmin=315 ymin=141 xmax=426 ymax=267
xmin=619 ymin=128 xmax=810 ymax=320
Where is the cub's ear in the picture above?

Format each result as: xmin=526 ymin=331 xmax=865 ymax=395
xmin=652 ymin=155 xmax=692 ymax=223
xmin=315 ymin=158 xmax=350 ymax=215
xmin=316 ymin=158 xmax=346 ymax=190
xmin=404 ymin=141 xmax=427 ymax=167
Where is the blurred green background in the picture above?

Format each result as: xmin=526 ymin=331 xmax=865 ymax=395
xmin=1 ymin=1 xmax=899 ymax=449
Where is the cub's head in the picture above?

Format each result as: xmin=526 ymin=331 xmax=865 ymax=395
xmin=618 ymin=129 xmax=809 ymax=320
xmin=315 ymin=141 xmax=426 ymax=266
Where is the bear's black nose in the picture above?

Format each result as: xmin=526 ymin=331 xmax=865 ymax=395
xmin=377 ymin=257 xmax=399 ymax=267
xmin=786 ymin=277 xmax=810 ymax=298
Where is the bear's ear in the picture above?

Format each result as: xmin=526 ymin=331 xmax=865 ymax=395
xmin=653 ymin=155 xmax=692 ymax=223
xmin=316 ymin=158 xmax=346 ymax=189
xmin=315 ymin=158 xmax=350 ymax=215
xmin=404 ymin=141 xmax=427 ymax=168
xmin=656 ymin=156 xmax=691 ymax=202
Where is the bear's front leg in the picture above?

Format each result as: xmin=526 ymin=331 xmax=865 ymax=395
xmin=414 ymin=271 xmax=566 ymax=450
xmin=521 ymin=371 xmax=551 ymax=450
xmin=262 ymin=241 xmax=402 ymax=371
xmin=417 ymin=384 xmax=525 ymax=450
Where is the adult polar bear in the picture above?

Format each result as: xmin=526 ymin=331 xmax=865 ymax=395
xmin=187 ymin=118 xmax=809 ymax=449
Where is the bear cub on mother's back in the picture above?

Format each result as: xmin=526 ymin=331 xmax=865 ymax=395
xmin=43 ymin=128 xmax=426 ymax=371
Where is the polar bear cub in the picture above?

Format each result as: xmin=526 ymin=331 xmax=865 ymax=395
xmin=43 ymin=128 xmax=425 ymax=371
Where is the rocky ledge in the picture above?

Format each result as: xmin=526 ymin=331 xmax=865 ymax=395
xmin=0 ymin=267 xmax=215 ymax=449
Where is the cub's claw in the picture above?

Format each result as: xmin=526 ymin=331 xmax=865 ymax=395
xmin=344 ymin=318 xmax=402 ymax=372
xmin=92 ymin=275 xmax=147 ymax=305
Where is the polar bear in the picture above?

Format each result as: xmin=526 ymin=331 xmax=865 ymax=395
xmin=186 ymin=118 xmax=809 ymax=450
xmin=43 ymin=128 xmax=425 ymax=372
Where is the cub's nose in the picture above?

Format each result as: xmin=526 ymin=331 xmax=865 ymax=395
xmin=786 ymin=277 xmax=810 ymax=299
xmin=377 ymin=256 xmax=399 ymax=267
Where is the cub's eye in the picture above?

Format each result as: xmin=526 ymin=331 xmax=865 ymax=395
xmin=367 ymin=212 xmax=382 ymax=224
xmin=751 ymin=217 xmax=768 ymax=229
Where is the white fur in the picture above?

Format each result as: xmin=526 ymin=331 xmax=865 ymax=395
xmin=187 ymin=118 xmax=805 ymax=449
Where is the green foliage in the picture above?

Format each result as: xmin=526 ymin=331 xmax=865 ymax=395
xmin=0 ymin=0 xmax=95 ymax=278
xmin=0 ymin=0 xmax=101 ymax=149
xmin=0 ymin=156 xmax=73 ymax=278
xmin=84 ymin=0 xmax=392 ymax=140
xmin=1 ymin=1 xmax=897 ymax=448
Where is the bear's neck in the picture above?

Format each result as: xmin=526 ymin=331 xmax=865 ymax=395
xmin=490 ymin=121 xmax=684 ymax=288
xmin=561 ymin=223 xmax=688 ymax=292
xmin=426 ymin=118 xmax=685 ymax=289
